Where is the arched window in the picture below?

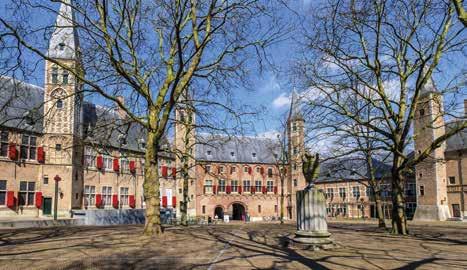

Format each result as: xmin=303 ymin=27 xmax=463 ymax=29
xmin=62 ymin=70 xmax=69 ymax=85
xmin=56 ymin=99 xmax=63 ymax=109
xmin=51 ymin=67 xmax=58 ymax=84
xmin=51 ymin=88 xmax=67 ymax=110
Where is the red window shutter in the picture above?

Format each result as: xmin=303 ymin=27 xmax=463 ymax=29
xmin=162 ymin=196 xmax=168 ymax=207
xmin=129 ymin=195 xmax=136 ymax=208
xmin=226 ymin=185 xmax=231 ymax=194
xmin=6 ymin=191 xmax=15 ymax=208
xmin=238 ymin=185 xmax=242 ymax=194
xmin=172 ymin=167 xmax=177 ymax=178
xmin=213 ymin=185 xmax=217 ymax=194
xmin=8 ymin=143 xmax=17 ymax=161
xmin=95 ymin=194 xmax=102 ymax=207
xmin=129 ymin=161 xmax=136 ymax=173
xmin=262 ymin=186 xmax=267 ymax=194
xmin=96 ymin=156 xmax=104 ymax=170
xmin=162 ymin=166 xmax=168 ymax=177
xmin=37 ymin=147 xmax=45 ymax=163
xmin=251 ymin=186 xmax=256 ymax=194
xmin=35 ymin=192 xmax=43 ymax=209
xmin=260 ymin=167 xmax=264 ymax=175
xmin=113 ymin=158 xmax=120 ymax=172
xmin=274 ymin=186 xmax=278 ymax=194
xmin=112 ymin=194 xmax=119 ymax=209
xmin=172 ymin=196 xmax=176 ymax=207
xmin=248 ymin=167 xmax=252 ymax=175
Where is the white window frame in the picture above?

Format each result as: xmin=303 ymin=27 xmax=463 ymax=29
xmin=267 ymin=180 xmax=274 ymax=193
xmin=84 ymin=185 xmax=96 ymax=206
xmin=120 ymin=187 xmax=129 ymax=206
xmin=102 ymin=186 xmax=112 ymax=206
xmin=231 ymin=180 xmax=238 ymax=192
xmin=218 ymin=179 xmax=226 ymax=193
xmin=0 ymin=180 xmax=6 ymax=205
xmin=243 ymin=180 xmax=251 ymax=192
xmin=205 ymin=179 xmax=213 ymax=193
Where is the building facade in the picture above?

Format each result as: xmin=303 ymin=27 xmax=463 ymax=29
xmin=0 ymin=0 xmax=465 ymax=223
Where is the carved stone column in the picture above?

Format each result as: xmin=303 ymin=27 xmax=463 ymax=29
xmin=292 ymin=187 xmax=334 ymax=248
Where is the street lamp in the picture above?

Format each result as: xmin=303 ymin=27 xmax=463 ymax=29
xmin=53 ymin=175 xmax=61 ymax=221
xmin=277 ymin=133 xmax=288 ymax=224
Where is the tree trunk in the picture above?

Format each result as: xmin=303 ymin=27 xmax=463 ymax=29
xmin=280 ymin=173 xmax=284 ymax=224
xmin=143 ymin=131 xmax=162 ymax=236
xmin=391 ymin=171 xmax=408 ymax=235
xmin=374 ymin=193 xmax=386 ymax=228
xmin=181 ymin=157 xmax=189 ymax=226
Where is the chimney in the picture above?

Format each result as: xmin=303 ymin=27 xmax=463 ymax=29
xmin=115 ymin=95 xmax=126 ymax=119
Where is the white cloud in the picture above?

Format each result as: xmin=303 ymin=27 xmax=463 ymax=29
xmin=258 ymin=130 xmax=281 ymax=139
xmin=272 ymin=93 xmax=291 ymax=108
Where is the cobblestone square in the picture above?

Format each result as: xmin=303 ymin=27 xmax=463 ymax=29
xmin=1 ymin=220 xmax=466 ymax=269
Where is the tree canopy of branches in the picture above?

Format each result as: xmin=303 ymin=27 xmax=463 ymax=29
xmin=0 ymin=0 xmax=284 ymax=236
xmin=297 ymin=0 xmax=466 ymax=234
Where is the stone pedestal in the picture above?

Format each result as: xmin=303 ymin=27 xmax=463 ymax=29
xmin=413 ymin=205 xmax=451 ymax=221
xmin=290 ymin=187 xmax=336 ymax=250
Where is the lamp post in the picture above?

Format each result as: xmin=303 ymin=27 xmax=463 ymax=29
xmin=277 ymin=133 xmax=288 ymax=224
xmin=53 ymin=175 xmax=61 ymax=221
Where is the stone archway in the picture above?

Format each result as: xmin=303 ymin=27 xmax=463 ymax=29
xmin=214 ymin=205 xmax=224 ymax=219
xmin=232 ymin=203 xmax=246 ymax=221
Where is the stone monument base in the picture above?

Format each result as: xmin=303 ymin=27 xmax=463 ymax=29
xmin=287 ymin=232 xmax=338 ymax=250
xmin=290 ymin=188 xmax=338 ymax=250
xmin=413 ymin=205 xmax=451 ymax=221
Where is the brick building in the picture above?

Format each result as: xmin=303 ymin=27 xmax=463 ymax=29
xmin=0 ymin=1 xmax=301 ymax=221
xmin=0 ymin=0 xmax=465 ymax=223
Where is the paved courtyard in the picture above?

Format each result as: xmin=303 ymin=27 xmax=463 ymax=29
xmin=0 ymin=220 xmax=466 ymax=269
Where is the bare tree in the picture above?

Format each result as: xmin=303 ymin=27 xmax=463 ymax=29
xmin=452 ymin=0 xmax=467 ymax=26
xmin=0 ymin=0 xmax=283 ymax=236
xmin=296 ymin=0 xmax=466 ymax=234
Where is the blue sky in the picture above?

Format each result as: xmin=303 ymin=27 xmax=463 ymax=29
xmin=1 ymin=0 xmax=464 ymax=141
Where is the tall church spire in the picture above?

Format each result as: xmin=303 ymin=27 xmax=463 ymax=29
xmin=289 ymin=88 xmax=303 ymax=121
xmin=48 ymin=0 xmax=79 ymax=59
xmin=420 ymin=66 xmax=439 ymax=97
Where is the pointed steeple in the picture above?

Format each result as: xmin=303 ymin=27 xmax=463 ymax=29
xmin=420 ymin=66 xmax=439 ymax=97
xmin=48 ymin=0 xmax=79 ymax=59
xmin=289 ymin=88 xmax=303 ymax=121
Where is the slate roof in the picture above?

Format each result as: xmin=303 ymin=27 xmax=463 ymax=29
xmin=195 ymin=134 xmax=282 ymax=164
xmin=0 ymin=77 xmax=44 ymax=133
xmin=82 ymin=102 xmax=149 ymax=153
xmin=445 ymin=120 xmax=467 ymax=152
xmin=48 ymin=0 xmax=80 ymax=60
xmin=0 ymin=77 xmax=167 ymax=155
xmin=315 ymin=157 xmax=392 ymax=183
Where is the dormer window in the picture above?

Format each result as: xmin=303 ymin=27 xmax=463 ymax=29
xmin=58 ymin=42 xmax=65 ymax=51
xmin=62 ymin=70 xmax=69 ymax=85
xmin=139 ymin=139 xmax=146 ymax=149
xmin=51 ymin=67 xmax=58 ymax=84
xmin=56 ymin=99 xmax=63 ymax=109
xmin=230 ymin=152 xmax=235 ymax=157
xmin=252 ymin=153 xmax=256 ymax=158
xmin=207 ymin=150 xmax=212 ymax=156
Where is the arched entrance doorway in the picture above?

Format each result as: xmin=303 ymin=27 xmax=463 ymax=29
xmin=232 ymin=203 xmax=246 ymax=221
xmin=214 ymin=206 xmax=224 ymax=219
